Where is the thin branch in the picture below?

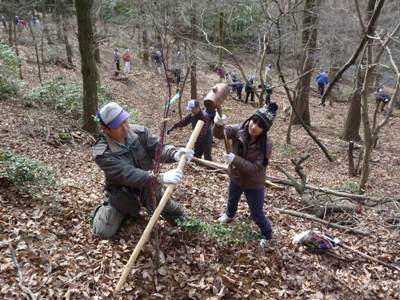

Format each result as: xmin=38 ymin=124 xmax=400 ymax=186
xmin=320 ymin=0 xmax=386 ymax=105
xmin=9 ymin=244 xmax=36 ymax=300
xmin=191 ymin=157 xmax=400 ymax=205
xmin=354 ymin=0 xmax=365 ymax=31
xmin=376 ymin=37 xmax=400 ymax=132
xmin=275 ymin=208 xmax=369 ymax=235
xmin=339 ymin=243 xmax=400 ymax=272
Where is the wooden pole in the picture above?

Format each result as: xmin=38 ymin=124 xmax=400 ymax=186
xmin=114 ymin=120 xmax=205 ymax=292
xmin=216 ymin=107 xmax=232 ymax=153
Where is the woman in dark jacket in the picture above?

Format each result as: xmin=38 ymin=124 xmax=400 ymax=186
xmin=213 ymin=102 xmax=278 ymax=247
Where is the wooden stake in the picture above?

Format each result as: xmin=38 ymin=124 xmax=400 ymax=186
xmin=114 ymin=120 xmax=205 ymax=292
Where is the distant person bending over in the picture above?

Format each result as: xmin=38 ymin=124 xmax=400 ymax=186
xmin=375 ymin=88 xmax=391 ymax=113
xmin=213 ymin=102 xmax=278 ymax=247
xmin=167 ymin=99 xmax=213 ymax=161
xmin=151 ymin=50 xmax=162 ymax=74
xmin=122 ymin=49 xmax=132 ymax=74
xmin=173 ymin=50 xmax=185 ymax=84
xmin=92 ymin=102 xmax=193 ymax=239
xmin=245 ymin=76 xmax=256 ymax=104
xmin=315 ymin=71 xmax=329 ymax=96
xmin=228 ymin=70 xmax=243 ymax=101
xmin=258 ymin=83 xmax=273 ymax=106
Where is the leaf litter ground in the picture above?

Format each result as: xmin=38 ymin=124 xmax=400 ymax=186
xmin=0 ymin=46 xmax=399 ymax=299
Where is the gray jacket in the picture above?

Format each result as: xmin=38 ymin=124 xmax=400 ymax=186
xmin=93 ymin=125 xmax=178 ymax=214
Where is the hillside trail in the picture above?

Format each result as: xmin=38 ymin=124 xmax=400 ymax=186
xmin=0 ymin=37 xmax=399 ymax=298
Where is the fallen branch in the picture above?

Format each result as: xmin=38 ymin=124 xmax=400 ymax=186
xmin=339 ymin=243 xmax=400 ymax=272
xmin=268 ymin=175 xmax=399 ymax=206
xmin=191 ymin=157 xmax=400 ymax=205
xmin=274 ymin=208 xmax=369 ymax=235
xmin=9 ymin=244 xmax=36 ymax=300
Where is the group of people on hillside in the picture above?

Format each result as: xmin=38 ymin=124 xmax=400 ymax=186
xmin=113 ymin=48 xmax=132 ymax=77
xmin=315 ymin=70 xmax=392 ymax=111
xmin=224 ymin=64 xmax=273 ymax=106
xmin=114 ymin=47 xmax=185 ymax=85
xmin=91 ymin=98 xmax=278 ymax=248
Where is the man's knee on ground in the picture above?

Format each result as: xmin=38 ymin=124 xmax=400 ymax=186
xmin=92 ymin=204 xmax=124 ymax=239
xmin=161 ymin=200 xmax=185 ymax=225
xmin=92 ymin=222 xmax=119 ymax=239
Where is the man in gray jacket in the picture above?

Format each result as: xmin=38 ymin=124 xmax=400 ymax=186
xmin=92 ymin=102 xmax=193 ymax=239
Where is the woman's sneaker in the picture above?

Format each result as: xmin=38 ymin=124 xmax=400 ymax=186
xmin=218 ymin=213 xmax=233 ymax=224
xmin=259 ymin=239 xmax=276 ymax=249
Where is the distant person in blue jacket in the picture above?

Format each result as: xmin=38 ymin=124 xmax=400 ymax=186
xmin=315 ymin=71 xmax=329 ymax=96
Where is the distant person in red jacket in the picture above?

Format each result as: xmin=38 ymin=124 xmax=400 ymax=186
xmin=122 ymin=49 xmax=132 ymax=74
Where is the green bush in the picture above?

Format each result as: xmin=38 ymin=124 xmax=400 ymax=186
xmin=25 ymin=76 xmax=114 ymax=115
xmin=176 ymin=216 xmax=261 ymax=244
xmin=0 ymin=151 xmax=56 ymax=201
xmin=25 ymin=75 xmax=81 ymax=113
xmin=0 ymin=42 xmax=23 ymax=100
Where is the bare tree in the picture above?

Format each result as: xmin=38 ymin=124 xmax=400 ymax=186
xmin=190 ymin=2 xmax=198 ymax=100
xmin=290 ymin=0 xmax=321 ymax=126
xmin=358 ymin=23 xmax=400 ymax=191
xmin=342 ymin=0 xmax=382 ymax=142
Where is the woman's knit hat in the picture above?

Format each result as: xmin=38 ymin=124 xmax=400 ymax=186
xmin=253 ymin=102 xmax=278 ymax=131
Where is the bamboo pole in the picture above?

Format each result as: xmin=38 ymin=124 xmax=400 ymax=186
xmin=114 ymin=120 xmax=204 ymax=292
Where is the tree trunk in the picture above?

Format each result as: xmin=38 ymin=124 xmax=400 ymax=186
xmin=41 ymin=7 xmax=53 ymax=46
xmin=142 ymin=27 xmax=149 ymax=66
xmin=55 ymin=9 xmax=63 ymax=41
xmin=28 ymin=21 xmax=42 ymax=83
xmin=75 ymin=0 xmax=98 ymax=135
xmin=2 ymin=18 xmax=7 ymax=32
xmin=342 ymin=0 xmax=378 ymax=141
xmin=218 ymin=12 xmax=223 ymax=83
xmin=291 ymin=0 xmax=320 ymax=126
xmin=342 ymin=89 xmax=362 ymax=141
xmin=40 ymin=24 xmax=47 ymax=72
xmin=190 ymin=4 xmax=197 ymax=100
xmin=12 ymin=22 xmax=23 ymax=80
xmin=62 ymin=15 xmax=73 ymax=66
xmin=94 ymin=22 xmax=101 ymax=65
xmin=8 ymin=21 xmax=12 ymax=45
xmin=328 ymin=36 xmax=341 ymax=105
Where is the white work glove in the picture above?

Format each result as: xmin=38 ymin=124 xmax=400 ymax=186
xmin=223 ymin=152 xmax=235 ymax=166
xmin=214 ymin=112 xmax=227 ymax=126
xmin=159 ymin=168 xmax=183 ymax=185
xmin=173 ymin=148 xmax=194 ymax=162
